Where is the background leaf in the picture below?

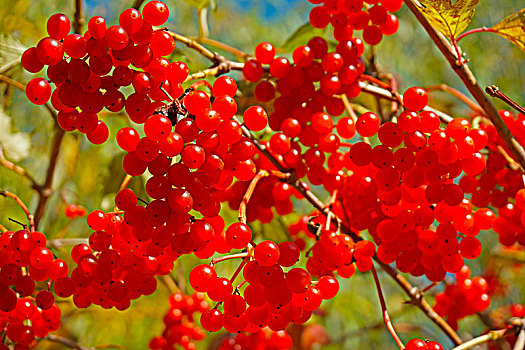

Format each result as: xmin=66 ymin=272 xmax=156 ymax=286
xmin=491 ymin=8 xmax=525 ymax=52
xmin=416 ymin=0 xmax=480 ymax=38
xmin=279 ymin=22 xmax=326 ymax=52
xmin=182 ymin=0 xmax=210 ymax=10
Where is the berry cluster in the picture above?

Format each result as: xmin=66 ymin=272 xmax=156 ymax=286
xmin=149 ymin=292 xmax=208 ymax=350
xmin=459 ymin=110 xmax=525 ymax=248
xmin=218 ymin=329 xmax=292 ymax=350
xmin=308 ymin=0 xmax=402 ymax=45
xmin=433 ymin=266 xmax=491 ymax=330
xmin=64 ymin=203 xmax=88 ymax=219
xmin=193 ymin=241 xmax=339 ymax=334
xmin=0 ymin=229 xmax=65 ymax=347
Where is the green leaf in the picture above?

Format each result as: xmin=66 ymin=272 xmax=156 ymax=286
xmin=279 ymin=22 xmax=327 ymax=52
xmin=416 ymin=0 xmax=480 ymax=39
xmin=181 ymin=0 xmax=210 ymax=10
xmin=491 ymin=8 xmax=525 ymax=52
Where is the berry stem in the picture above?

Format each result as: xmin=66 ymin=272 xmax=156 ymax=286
xmin=118 ymin=174 xmax=133 ymax=192
xmin=238 ymin=170 xmax=269 ymax=224
xmin=425 ymin=84 xmax=484 ymax=115
xmin=486 ymin=85 xmax=525 ymax=116
xmin=161 ymin=275 xmax=180 ymax=294
xmin=496 ymin=145 xmax=521 ymax=171
xmin=47 ymin=238 xmax=89 ymax=249
xmin=210 ymin=252 xmax=249 ymax=266
xmin=0 ymin=190 xmax=35 ymax=231
xmin=455 ymin=27 xmax=493 ymax=42
xmin=0 ymin=223 xmax=7 ymax=233
xmin=370 ymin=265 xmax=405 ymax=350
xmin=360 ymin=74 xmax=392 ymax=91
xmin=403 ymin=0 xmax=525 ymax=171
xmin=421 ymin=282 xmax=437 ymax=294
xmin=229 ymin=252 xmax=251 ymax=284
xmin=341 ymin=94 xmax=369 ymax=144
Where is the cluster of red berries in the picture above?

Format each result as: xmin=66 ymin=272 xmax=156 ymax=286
xmin=218 ymin=329 xmax=292 ymax=350
xmin=192 ymin=239 xmax=339 ymax=334
xmin=433 ymin=265 xmax=491 ymax=330
xmin=405 ymin=338 xmax=444 ymax=350
xmin=0 ymin=228 xmax=66 ymax=347
xmin=21 ymin=1 xmax=182 ymax=145
xmin=457 ymin=110 xmax=525 ymax=247
xmin=308 ymin=0 xmax=402 ymax=45
xmin=149 ymin=292 xmax=208 ymax=350
xmin=64 ymin=203 xmax=88 ymax=218
xmin=53 ymin=203 xmax=185 ymax=310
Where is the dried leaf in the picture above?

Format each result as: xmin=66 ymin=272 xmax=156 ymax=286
xmin=491 ymin=8 xmax=525 ymax=52
xmin=415 ymin=0 xmax=480 ymax=39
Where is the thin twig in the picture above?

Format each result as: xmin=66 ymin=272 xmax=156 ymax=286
xmin=44 ymin=334 xmax=92 ymax=350
xmin=425 ymin=84 xmax=484 ymax=115
xmin=197 ymin=7 xmax=209 ymax=39
xmin=0 ymin=146 xmax=41 ymax=192
xmin=451 ymin=319 xmax=524 ymax=350
xmin=34 ymin=128 xmax=65 ymax=227
xmin=238 ymin=170 xmax=269 ymax=223
xmin=0 ymin=224 xmax=7 ymax=232
xmin=371 ymin=265 xmax=405 ymax=350
xmin=196 ymin=37 xmax=249 ymax=60
xmin=341 ymin=94 xmax=369 ymax=143
xmin=47 ymin=238 xmax=89 ymax=249
xmin=161 ymin=275 xmax=180 ymax=294
xmin=211 ymin=252 xmax=249 ymax=266
xmin=403 ymin=0 xmax=525 ymax=171
xmin=486 ymin=85 xmax=525 ymax=116
xmin=0 ymin=190 xmax=35 ymax=231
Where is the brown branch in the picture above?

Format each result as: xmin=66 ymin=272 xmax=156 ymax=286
xmin=0 ymin=190 xmax=35 ymax=231
xmin=44 ymin=334 xmax=92 ymax=350
xmin=34 ymin=127 xmax=65 ymax=227
xmin=371 ymin=265 xmax=405 ymax=349
xmin=425 ymin=84 xmax=484 ymax=115
xmin=73 ymin=0 xmax=84 ymax=34
xmin=403 ymin=0 xmax=525 ymax=171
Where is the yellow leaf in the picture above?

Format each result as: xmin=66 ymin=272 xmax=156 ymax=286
xmin=415 ymin=0 xmax=480 ymax=39
xmin=491 ymin=8 xmax=525 ymax=52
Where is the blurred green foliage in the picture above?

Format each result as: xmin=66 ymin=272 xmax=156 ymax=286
xmin=0 ymin=0 xmax=524 ymax=349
